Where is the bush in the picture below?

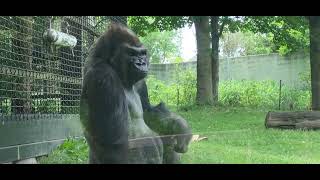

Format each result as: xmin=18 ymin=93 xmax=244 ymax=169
xmin=0 ymin=98 xmax=11 ymax=115
xmin=219 ymin=80 xmax=279 ymax=108
xmin=146 ymin=68 xmax=197 ymax=109
xmin=38 ymin=138 xmax=88 ymax=164
xmin=218 ymin=80 xmax=310 ymax=110
xmin=146 ymin=70 xmax=311 ymax=110
xmin=174 ymin=66 xmax=197 ymax=108
xmin=32 ymin=98 xmax=61 ymax=113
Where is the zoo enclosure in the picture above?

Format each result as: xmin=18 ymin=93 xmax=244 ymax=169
xmin=0 ymin=16 xmax=127 ymax=163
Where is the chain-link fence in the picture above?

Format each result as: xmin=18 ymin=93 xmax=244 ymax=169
xmin=0 ymin=16 xmax=126 ymax=163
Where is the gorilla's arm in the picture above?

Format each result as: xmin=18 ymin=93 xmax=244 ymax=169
xmin=135 ymin=79 xmax=162 ymax=127
xmin=135 ymin=80 xmax=152 ymax=111
xmin=81 ymin=63 xmax=128 ymax=163
xmin=136 ymin=80 xmax=192 ymax=154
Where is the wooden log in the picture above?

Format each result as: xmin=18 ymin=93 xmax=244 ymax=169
xmin=265 ymin=111 xmax=320 ymax=130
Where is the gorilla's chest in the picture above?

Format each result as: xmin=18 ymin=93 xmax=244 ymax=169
xmin=124 ymin=89 xmax=143 ymax=119
xmin=124 ymin=89 xmax=155 ymax=138
xmin=124 ymin=88 xmax=163 ymax=164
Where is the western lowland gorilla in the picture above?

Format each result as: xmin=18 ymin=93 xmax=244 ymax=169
xmin=135 ymin=80 xmax=193 ymax=164
xmin=80 ymin=23 xmax=163 ymax=164
xmin=80 ymin=23 xmax=192 ymax=164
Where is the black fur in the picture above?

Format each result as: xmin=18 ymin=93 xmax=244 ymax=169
xmin=135 ymin=80 xmax=152 ymax=111
xmin=136 ymin=80 xmax=192 ymax=164
xmin=80 ymin=23 xmax=162 ymax=164
xmin=81 ymin=62 xmax=128 ymax=163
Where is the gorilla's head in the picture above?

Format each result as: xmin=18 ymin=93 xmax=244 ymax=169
xmin=89 ymin=23 xmax=149 ymax=86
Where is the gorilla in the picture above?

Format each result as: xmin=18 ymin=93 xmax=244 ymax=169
xmin=80 ymin=23 xmax=163 ymax=164
xmin=135 ymin=80 xmax=192 ymax=164
xmin=80 ymin=23 xmax=192 ymax=164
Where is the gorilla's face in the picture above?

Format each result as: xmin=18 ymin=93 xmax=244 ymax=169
xmin=125 ymin=43 xmax=149 ymax=77
xmin=113 ymin=43 xmax=149 ymax=85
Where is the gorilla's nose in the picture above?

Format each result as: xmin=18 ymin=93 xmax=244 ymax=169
xmin=137 ymin=59 xmax=146 ymax=65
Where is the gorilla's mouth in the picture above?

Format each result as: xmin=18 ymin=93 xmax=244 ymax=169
xmin=134 ymin=62 xmax=148 ymax=74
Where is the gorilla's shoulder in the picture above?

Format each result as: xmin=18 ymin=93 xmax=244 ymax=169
xmin=85 ymin=63 xmax=118 ymax=81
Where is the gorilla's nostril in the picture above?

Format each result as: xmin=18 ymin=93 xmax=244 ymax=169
xmin=136 ymin=60 xmax=146 ymax=66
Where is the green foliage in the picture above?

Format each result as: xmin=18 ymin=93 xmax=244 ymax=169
xmin=140 ymin=30 xmax=182 ymax=64
xmin=241 ymin=16 xmax=309 ymax=56
xmin=173 ymin=57 xmax=184 ymax=63
xmin=220 ymin=31 xmax=276 ymax=57
xmin=32 ymin=98 xmax=61 ymax=113
xmin=298 ymin=70 xmax=311 ymax=91
xmin=280 ymin=86 xmax=310 ymax=110
xmin=219 ymin=80 xmax=276 ymax=108
xmin=174 ymin=66 xmax=197 ymax=108
xmin=147 ymin=70 xmax=310 ymax=110
xmin=128 ymin=16 xmax=192 ymax=37
xmin=129 ymin=16 xmax=310 ymax=57
xmin=38 ymin=138 xmax=88 ymax=164
xmin=179 ymin=107 xmax=320 ymax=164
xmin=219 ymin=80 xmax=310 ymax=110
xmin=40 ymin=108 xmax=320 ymax=164
xmin=242 ymin=32 xmax=276 ymax=55
xmin=128 ymin=16 xmax=243 ymax=38
xmin=146 ymin=68 xmax=197 ymax=109
xmin=0 ymin=98 xmax=11 ymax=115
xmin=218 ymin=16 xmax=244 ymax=33
xmin=278 ymin=45 xmax=291 ymax=56
xmin=146 ymin=75 xmax=172 ymax=105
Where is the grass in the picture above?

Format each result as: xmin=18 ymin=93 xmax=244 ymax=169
xmin=39 ymin=106 xmax=320 ymax=164
xmin=38 ymin=138 xmax=88 ymax=164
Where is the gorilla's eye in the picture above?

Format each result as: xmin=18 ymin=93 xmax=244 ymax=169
xmin=140 ymin=50 xmax=147 ymax=56
xmin=128 ymin=51 xmax=136 ymax=56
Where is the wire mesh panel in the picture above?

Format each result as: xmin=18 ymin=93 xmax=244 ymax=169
xmin=0 ymin=16 xmax=127 ymax=163
xmin=0 ymin=16 xmax=127 ymax=117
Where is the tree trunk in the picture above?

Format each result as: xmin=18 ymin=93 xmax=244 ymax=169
xmin=210 ymin=16 xmax=219 ymax=103
xmin=265 ymin=111 xmax=320 ymax=130
xmin=194 ymin=16 xmax=213 ymax=105
xmin=309 ymin=16 xmax=320 ymax=110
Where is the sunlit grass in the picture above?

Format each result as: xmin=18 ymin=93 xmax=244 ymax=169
xmin=39 ymin=106 xmax=320 ymax=164
xmin=180 ymin=106 xmax=320 ymax=164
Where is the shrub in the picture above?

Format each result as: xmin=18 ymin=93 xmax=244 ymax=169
xmin=146 ymin=70 xmax=310 ymax=110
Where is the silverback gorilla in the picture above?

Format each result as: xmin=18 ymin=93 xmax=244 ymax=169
xmin=80 ymin=23 xmax=191 ymax=164
xmin=80 ymin=23 xmax=162 ymax=164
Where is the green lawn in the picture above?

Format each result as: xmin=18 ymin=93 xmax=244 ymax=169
xmin=39 ymin=106 xmax=320 ymax=164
